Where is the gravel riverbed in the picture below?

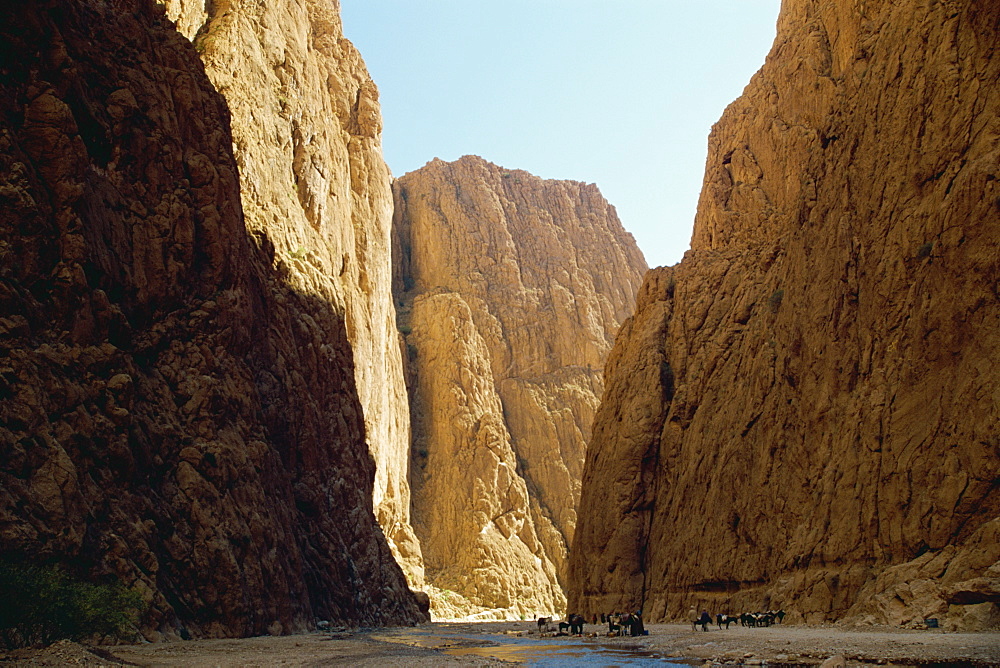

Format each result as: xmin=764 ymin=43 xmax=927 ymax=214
xmin=1 ymin=621 xmax=997 ymax=666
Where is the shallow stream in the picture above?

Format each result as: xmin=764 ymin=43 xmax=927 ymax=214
xmin=371 ymin=626 xmax=691 ymax=666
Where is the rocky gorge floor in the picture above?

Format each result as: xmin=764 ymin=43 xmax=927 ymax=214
xmin=1 ymin=622 xmax=998 ymax=666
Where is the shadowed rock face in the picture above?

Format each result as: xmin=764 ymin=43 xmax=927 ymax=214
xmin=159 ymin=0 xmax=423 ymax=587
xmin=568 ymin=0 xmax=1000 ymax=630
xmin=0 ymin=0 xmax=424 ymax=639
xmin=393 ymin=155 xmax=647 ymax=618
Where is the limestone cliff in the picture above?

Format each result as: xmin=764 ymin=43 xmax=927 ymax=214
xmin=0 ymin=0 xmax=424 ymax=638
xmin=569 ymin=0 xmax=1000 ymax=630
xmin=394 ymin=156 xmax=647 ymax=618
xmin=158 ymin=0 xmax=422 ymax=583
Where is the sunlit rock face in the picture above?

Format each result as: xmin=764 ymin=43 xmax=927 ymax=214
xmin=0 ymin=0 xmax=425 ymax=638
xmin=158 ymin=0 xmax=423 ymax=585
xmin=568 ymin=0 xmax=1000 ymax=630
xmin=393 ymin=155 xmax=647 ymax=618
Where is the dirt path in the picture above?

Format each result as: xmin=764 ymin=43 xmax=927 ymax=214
xmin=1 ymin=621 xmax=997 ymax=666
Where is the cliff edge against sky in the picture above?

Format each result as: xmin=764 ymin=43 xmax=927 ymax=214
xmin=0 ymin=0 xmax=424 ymax=637
xmin=394 ymin=156 xmax=647 ymax=618
xmin=569 ymin=0 xmax=999 ymax=630
xmin=159 ymin=0 xmax=424 ymax=586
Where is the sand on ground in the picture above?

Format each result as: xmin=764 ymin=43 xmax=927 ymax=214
xmin=1 ymin=621 xmax=998 ymax=666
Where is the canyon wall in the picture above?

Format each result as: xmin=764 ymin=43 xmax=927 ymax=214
xmin=569 ymin=0 xmax=1000 ymax=630
xmin=393 ymin=156 xmax=647 ymax=618
xmin=0 ymin=0 xmax=425 ymax=638
xmin=158 ymin=0 xmax=423 ymax=583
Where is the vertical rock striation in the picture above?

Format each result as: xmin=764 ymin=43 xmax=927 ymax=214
xmin=394 ymin=155 xmax=647 ymax=618
xmin=0 ymin=0 xmax=424 ymax=638
xmin=569 ymin=0 xmax=1000 ymax=630
xmin=159 ymin=0 xmax=423 ymax=584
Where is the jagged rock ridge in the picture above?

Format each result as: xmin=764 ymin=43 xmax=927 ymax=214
xmin=0 ymin=0 xmax=424 ymax=638
xmin=568 ymin=0 xmax=1000 ymax=631
xmin=393 ymin=155 xmax=647 ymax=619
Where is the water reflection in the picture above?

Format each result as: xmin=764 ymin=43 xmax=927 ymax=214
xmin=371 ymin=626 xmax=690 ymax=666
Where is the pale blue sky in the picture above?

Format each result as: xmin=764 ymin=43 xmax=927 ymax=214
xmin=341 ymin=2 xmax=780 ymax=268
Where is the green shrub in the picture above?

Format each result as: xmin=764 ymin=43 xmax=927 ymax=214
xmin=768 ymin=288 xmax=784 ymax=313
xmin=0 ymin=560 xmax=145 ymax=649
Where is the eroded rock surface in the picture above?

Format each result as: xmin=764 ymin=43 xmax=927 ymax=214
xmin=159 ymin=0 xmax=423 ymax=584
xmin=0 ymin=0 xmax=424 ymax=638
xmin=394 ymin=156 xmax=647 ymax=618
xmin=568 ymin=0 xmax=1000 ymax=630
